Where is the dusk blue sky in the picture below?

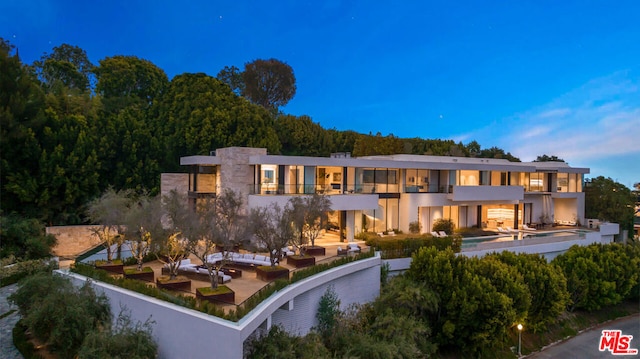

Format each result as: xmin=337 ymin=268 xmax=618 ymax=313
xmin=2 ymin=1 xmax=639 ymax=188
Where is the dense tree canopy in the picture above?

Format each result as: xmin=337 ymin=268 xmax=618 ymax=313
xmin=1 ymin=39 xmax=525 ymax=225
xmin=534 ymin=154 xmax=565 ymax=162
xmin=33 ymin=43 xmax=95 ymax=92
xmin=243 ymin=58 xmax=296 ymax=112
xmin=585 ymin=176 xmax=635 ymax=237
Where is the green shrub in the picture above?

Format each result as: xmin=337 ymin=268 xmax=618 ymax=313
xmin=10 ymin=274 xmax=111 ymax=359
xmin=78 ymin=309 xmax=157 ymax=359
xmin=365 ymin=235 xmax=461 ymax=259
xmin=0 ymin=215 xmax=57 ymax=260
xmin=12 ymin=319 xmax=45 ymax=359
xmin=0 ymin=257 xmax=59 ymax=287
xmin=8 ymin=272 xmax=72 ymax=316
xmin=432 ymin=218 xmax=455 ymax=235
xmin=408 ymin=221 xmax=422 ymax=234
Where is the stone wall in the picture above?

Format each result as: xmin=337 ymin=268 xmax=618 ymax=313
xmin=47 ymin=225 xmax=101 ymax=258
xmin=160 ymin=173 xmax=189 ymax=197
xmin=216 ymin=147 xmax=266 ymax=199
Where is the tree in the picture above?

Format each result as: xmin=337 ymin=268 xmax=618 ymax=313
xmin=122 ymin=193 xmax=159 ymax=271
xmin=94 ymin=55 xmax=169 ymax=112
xmin=0 ymin=215 xmax=57 ymax=259
xmin=9 ymin=273 xmax=111 ymax=359
xmin=33 ymin=43 xmax=95 ymax=93
xmin=216 ymin=65 xmax=244 ymax=96
xmin=149 ymin=190 xmax=191 ymax=279
xmin=0 ymin=38 xmax=46 ymax=218
xmin=275 ymin=114 xmax=334 ymax=156
xmin=288 ymin=193 xmax=332 ymax=254
xmin=86 ymin=188 xmax=132 ymax=263
xmin=553 ymin=243 xmax=640 ymax=311
xmin=78 ymin=308 xmax=158 ymax=359
xmin=534 ymin=154 xmax=565 ymax=162
xmin=315 ymin=286 xmax=341 ymax=339
xmin=408 ymin=247 xmax=518 ymax=355
xmin=183 ymin=189 xmax=249 ymax=288
xmin=250 ymin=202 xmax=295 ymax=266
xmin=490 ymin=251 xmax=569 ymax=333
xmin=243 ymin=58 xmax=296 ymax=112
xmin=585 ymin=176 xmax=635 ymax=238
xmin=352 ymin=133 xmax=404 ymax=157
xmin=154 ymin=73 xmax=280 ymax=172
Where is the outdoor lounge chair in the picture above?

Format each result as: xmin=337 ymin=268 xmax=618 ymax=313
xmin=431 ymin=231 xmax=441 ymax=237
xmin=497 ymin=227 xmax=509 ymax=233
xmin=522 ymin=224 xmax=537 ymax=231
xmin=438 ymin=231 xmax=448 ymax=237
xmin=347 ymin=243 xmax=361 ymax=253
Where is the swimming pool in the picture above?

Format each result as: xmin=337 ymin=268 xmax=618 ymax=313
xmin=461 ymin=230 xmax=588 ymax=248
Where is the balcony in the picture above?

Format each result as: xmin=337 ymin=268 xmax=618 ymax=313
xmin=447 ymin=185 xmax=524 ymax=202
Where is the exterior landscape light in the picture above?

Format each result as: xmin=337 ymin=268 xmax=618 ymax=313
xmin=517 ymin=323 xmax=523 ymax=356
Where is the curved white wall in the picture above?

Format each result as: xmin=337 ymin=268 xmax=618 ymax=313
xmin=58 ymin=254 xmax=381 ymax=359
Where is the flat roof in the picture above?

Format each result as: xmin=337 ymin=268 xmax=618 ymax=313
xmin=180 ymin=148 xmax=589 ymax=174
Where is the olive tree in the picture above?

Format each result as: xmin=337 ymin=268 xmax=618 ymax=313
xmin=85 ymin=188 xmax=132 ymax=263
xmin=184 ymin=189 xmax=249 ymax=288
xmin=289 ymin=193 xmax=332 ymax=254
xmin=149 ymin=190 xmax=191 ymax=279
xmin=122 ymin=193 xmax=160 ymax=271
xmin=250 ymin=202 xmax=295 ymax=266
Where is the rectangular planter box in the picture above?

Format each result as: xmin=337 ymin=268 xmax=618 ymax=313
xmin=287 ymin=255 xmax=316 ymax=268
xmin=156 ymin=276 xmax=191 ymax=291
xmin=256 ymin=266 xmax=289 ymax=281
xmin=124 ymin=269 xmax=155 ymax=281
xmin=305 ymin=246 xmax=326 ymax=256
xmin=196 ymin=287 xmax=235 ymax=304
xmin=95 ymin=262 xmax=124 ymax=274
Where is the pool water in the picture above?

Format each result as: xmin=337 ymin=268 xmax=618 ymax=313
xmin=461 ymin=230 xmax=588 ymax=248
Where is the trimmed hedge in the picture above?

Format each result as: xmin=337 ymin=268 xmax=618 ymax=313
xmin=365 ymin=235 xmax=461 ymax=259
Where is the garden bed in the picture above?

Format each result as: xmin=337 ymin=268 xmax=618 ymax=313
xmin=156 ymin=276 xmax=191 ymax=291
xmin=256 ymin=266 xmax=289 ymax=281
xmin=286 ymin=255 xmax=315 ymax=268
xmin=196 ymin=286 xmax=235 ymax=304
xmin=95 ymin=260 xmax=124 ymax=274
xmin=124 ymin=267 xmax=155 ymax=281
xmin=305 ymin=246 xmax=326 ymax=256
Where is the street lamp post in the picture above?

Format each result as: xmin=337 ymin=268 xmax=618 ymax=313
xmin=517 ymin=323 xmax=523 ymax=356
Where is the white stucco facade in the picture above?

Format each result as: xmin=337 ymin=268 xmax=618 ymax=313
xmin=168 ymin=147 xmax=589 ymax=240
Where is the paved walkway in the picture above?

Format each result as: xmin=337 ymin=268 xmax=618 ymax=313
xmin=0 ymin=283 xmax=23 ymax=359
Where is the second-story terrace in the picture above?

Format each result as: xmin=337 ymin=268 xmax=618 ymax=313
xmin=176 ymin=147 xmax=589 ymax=241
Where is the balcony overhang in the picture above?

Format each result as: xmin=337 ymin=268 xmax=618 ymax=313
xmin=448 ymin=186 xmax=524 ymax=202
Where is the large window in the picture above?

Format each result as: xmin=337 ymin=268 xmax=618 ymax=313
xmin=356 ymin=168 xmax=399 ymax=193
xmin=557 ymin=173 xmax=568 ymax=192
xmin=405 ymin=169 xmax=429 ymax=192
xmin=529 ymin=172 xmax=544 ymax=192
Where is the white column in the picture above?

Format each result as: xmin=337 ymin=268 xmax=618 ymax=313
xmin=347 ymin=210 xmax=355 ymax=242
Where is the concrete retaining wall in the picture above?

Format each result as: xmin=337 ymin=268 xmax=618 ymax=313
xmin=58 ymin=254 xmax=381 ymax=359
